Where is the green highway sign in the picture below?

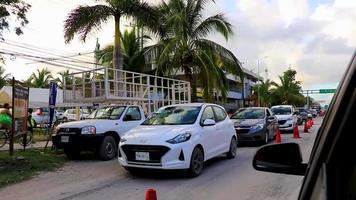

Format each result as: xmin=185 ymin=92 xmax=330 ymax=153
xmin=319 ymin=89 xmax=336 ymax=94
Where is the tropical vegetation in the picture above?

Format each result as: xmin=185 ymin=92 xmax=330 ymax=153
xmin=0 ymin=66 xmax=10 ymax=89
xmin=96 ymin=28 xmax=148 ymax=72
xmin=25 ymin=68 xmax=53 ymax=88
xmin=63 ymin=0 xmax=157 ymax=71
xmin=145 ymin=0 xmax=243 ymax=102
xmin=252 ymin=69 xmax=306 ymax=106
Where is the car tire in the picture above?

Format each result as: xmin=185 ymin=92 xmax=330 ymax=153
xmin=188 ymin=147 xmax=204 ymax=177
xmin=226 ymin=137 xmax=237 ymax=159
xmin=63 ymin=117 xmax=68 ymax=122
xmin=64 ymin=147 xmax=80 ymax=160
xmin=98 ymin=136 xmax=117 ymax=161
xmin=264 ymin=131 xmax=269 ymax=144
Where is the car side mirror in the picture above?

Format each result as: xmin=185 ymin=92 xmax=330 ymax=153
xmin=267 ymin=116 xmax=275 ymax=121
xmin=202 ymin=119 xmax=216 ymax=126
xmin=253 ymin=143 xmax=307 ymax=176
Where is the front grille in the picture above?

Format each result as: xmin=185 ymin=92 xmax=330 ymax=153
xmin=121 ymin=145 xmax=170 ymax=163
xmin=58 ymin=128 xmax=81 ymax=135
xmin=278 ymin=120 xmax=287 ymax=125
xmin=235 ymin=127 xmax=250 ymax=134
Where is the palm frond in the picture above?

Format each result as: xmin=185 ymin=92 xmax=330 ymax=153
xmin=64 ymin=5 xmax=113 ymax=43
xmin=193 ymin=13 xmax=232 ymax=40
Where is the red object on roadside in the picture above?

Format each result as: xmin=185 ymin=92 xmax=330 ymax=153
xmin=146 ymin=188 xmax=157 ymax=200
xmin=293 ymin=125 xmax=301 ymax=139
xmin=304 ymin=121 xmax=309 ymax=133
xmin=311 ymin=119 xmax=314 ymax=126
xmin=276 ymin=127 xmax=282 ymax=144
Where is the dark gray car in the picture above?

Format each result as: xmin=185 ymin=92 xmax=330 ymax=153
xmin=230 ymin=107 xmax=278 ymax=145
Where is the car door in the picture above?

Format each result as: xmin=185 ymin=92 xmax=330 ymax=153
xmin=199 ymin=106 xmax=219 ymax=159
xmin=212 ymin=106 xmax=230 ymax=153
xmin=120 ymin=106 xmax=143 ymax=134
xmin=266 ymin=108 xmax=277 ymax=138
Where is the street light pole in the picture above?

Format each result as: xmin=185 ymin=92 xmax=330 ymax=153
xmin=257 ymin=56 xmax=268 ymax=106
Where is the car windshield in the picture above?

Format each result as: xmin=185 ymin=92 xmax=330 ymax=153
xmin=231 ymin=108 xmax=265 ymax=119
xmin=86 ymin=107 xmax=126 ymax=120
xmin=271 ymin=107 xmax=292 ymax=115
xmin=142 ymin=106 xmax=201 ymax=125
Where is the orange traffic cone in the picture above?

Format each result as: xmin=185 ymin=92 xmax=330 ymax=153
xmin=304 ymin=121 xmax=309 ymax=133
xmin=276 ymin=127 xmax=282 ymax=144
xmin=293 ymin=125 xmax=301 ymax=139
xmin=146 ymin=189 xmax=157 ymax=200
xmin=311 ymin=119 xmax=314 ymax=126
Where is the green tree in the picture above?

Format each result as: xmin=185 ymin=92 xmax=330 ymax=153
xmin=96 ymin=28 xmax=148 ymax=72
xmin=252 ymin=79 xmax=275 ymax=107
xmin=145 ymin=0 xmax=243 ymax=102
xmin=271 ymin=69 xmax=305 ymax=105
xmin=0 ymin=0 xmax=31 ymax=38
xmin=55 ymin=70 xmax=72 ymax=88
xmin=27 ymin=68 xmax=53 ymax=88
xmin=0 ymin=65 xmax=10 ymax=88
xmin=63 ymin=0 xmax=157 ymax=71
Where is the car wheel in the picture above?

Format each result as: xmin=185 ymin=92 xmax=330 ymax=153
xmin=188 ymin=147 xmax=204 ymax=177
xmin=64 ymin=147 xmax=80 ymax=160
xmin=264 ymin=131 xmax=269 ymax=144
xmin=99 ymin=136 xmax=117 ymax=161
xmin=63 ymin=117 xmax=68 ymax=122
xmin=226 ymin=137 xmax=237 ymax=159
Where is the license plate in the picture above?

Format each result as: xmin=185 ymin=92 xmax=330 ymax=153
xmin=135 ymin=152 xmax=150 ymax=161
xmin=61 ymin=136 xmax=69 ymax=143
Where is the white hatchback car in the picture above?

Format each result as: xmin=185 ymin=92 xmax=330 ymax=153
xmin=118 ymin=103 xmax=237 ymax=177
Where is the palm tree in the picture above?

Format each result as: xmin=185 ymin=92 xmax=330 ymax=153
xmin=96 ymin=28 xmax=149 ymax=72
xmin=271 ymin=69 xmax=304 ymax=105
xmin=145 ymin=0 xmax=243 ymax=102
xmin=27 ymin=68 xmax=53 ymax=88
xmin=55 ymin=70 xmax=72 ymax=88
xmin=252 ymin=79 xmax=275 ymax=107
xmin=63 ymin=0 xmax=157 ymax=71
xmin=0 ymin=66 xmax=10 ymax=89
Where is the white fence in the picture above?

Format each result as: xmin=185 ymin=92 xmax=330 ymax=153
xmin=63 ymin=68 xmax=191 ymax=113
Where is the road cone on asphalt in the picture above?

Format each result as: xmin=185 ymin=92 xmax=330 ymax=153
xmin=276 ymin=127 xmax=282 ymax=144
xmin=311 ymin=119 xmax=314 ymax=126
xmin=304 ymin=121 xmax=309 ymax=133
xmin=293 ymin=125 xmax=301 ymax=139
xmin=146 ymin=189 xmax=157 ymax=200
xmin=308 ymin=119 xmax=312 ymax=129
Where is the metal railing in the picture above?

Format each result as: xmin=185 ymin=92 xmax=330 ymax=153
xmin=63 ymin=68 xmax=191 ymax=113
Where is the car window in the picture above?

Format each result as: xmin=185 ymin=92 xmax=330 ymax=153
xmin=123 ymin=107 xmax=141 ymax=121
xmin=213 ymin=106 xmax=227 ymax=122
xmin=142 ymin=106 xmax=201 ymax=125
xmin=266 ymin=109 xmax=271 ymax=117
xmin=200 ymin=106 xmax=215 ymax=124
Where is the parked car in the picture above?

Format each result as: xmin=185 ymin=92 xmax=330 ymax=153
xmin=32 ymin=107 xmax=57 ymax=126
xmin=118 ymin=103 xmax=237 ymax=177
xmin=271 ymin=105 xmax=298 ymax=132
xmin=309 ymin=109 xmax=318 ymax=118
xmin=62 ymin=108 xmax=91 ymax=121
xmin=56 ymin=110 xmax=64 ymax=120
xmin=230 ymin=107 xmax=277 ymax=145
xmin=296 ymin=108 xmax=310 ymax=124
xmin=52 ymin=105 xmax=146 ymax=160
xmin=252 ymin=52 xmax=356 ymax=200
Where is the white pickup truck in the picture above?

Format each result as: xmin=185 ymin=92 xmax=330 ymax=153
xmin=52 ymin=105 xmax=145 ymax=160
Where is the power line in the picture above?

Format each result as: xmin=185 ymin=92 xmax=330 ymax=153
xmin=0 ymin=50 xmax=95 ymax=71
xmin=1 ymin=41 xmax=96 ymax=64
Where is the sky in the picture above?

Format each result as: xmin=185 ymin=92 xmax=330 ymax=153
xmin=1 ymin=0 xmax=356 ymax=105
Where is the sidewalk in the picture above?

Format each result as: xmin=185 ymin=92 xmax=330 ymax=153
xmin=0 ymin=141 xmax=52 ymax=151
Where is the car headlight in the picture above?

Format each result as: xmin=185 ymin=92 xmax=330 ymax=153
xmin=287 ymin=117 xmax=293 ymax=121
xmin=81 ymin=126 xmax=96 ymax=135
xmin=166 ymin=132 xmax=191 ymax=144
xmin=251 ymin=123 xmax=264 ymax=131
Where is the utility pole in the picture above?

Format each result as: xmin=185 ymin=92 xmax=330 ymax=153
xmin=257 ymin=56 xmax=268 ymax=106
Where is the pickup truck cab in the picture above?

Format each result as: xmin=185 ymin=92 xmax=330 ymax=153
xmin=52 ymin=105 xmax=145 ymax=160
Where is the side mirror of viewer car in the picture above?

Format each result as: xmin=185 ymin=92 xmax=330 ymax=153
xmin=253 ymin=143 xmax=307 ymax=176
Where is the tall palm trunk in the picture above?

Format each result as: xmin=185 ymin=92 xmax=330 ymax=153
xmin=113 ymin=16 xmax=124 ymax=96
xmin=188 ymin=74 xmax=197 ymax=102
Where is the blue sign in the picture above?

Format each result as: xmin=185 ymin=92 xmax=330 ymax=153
xmin=48 ymin=81 xmax=58 ymax=126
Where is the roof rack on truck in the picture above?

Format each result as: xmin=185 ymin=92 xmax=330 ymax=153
xmin=62 ymin=67 xmax=191 ymax=113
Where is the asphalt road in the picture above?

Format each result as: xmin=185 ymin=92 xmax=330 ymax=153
xmin=0 ymin=118 xmax=322 ymax=200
